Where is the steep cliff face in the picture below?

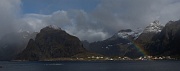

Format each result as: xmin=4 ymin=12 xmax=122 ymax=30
xmin=146 ymin=20 xmax=180 ymax=57
xmin=16 ymin=25 xmax=86 ymax=60
xmin=135 ymin=21 xmax=164 ymax=51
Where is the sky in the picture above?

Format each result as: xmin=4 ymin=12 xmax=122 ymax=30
xmin=1 ymin=0 xmax=180 ymax=42
xmin=22 ymin=0 xmax=100 ymax=14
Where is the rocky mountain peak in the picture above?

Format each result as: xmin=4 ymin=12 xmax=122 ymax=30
xmin=16 ymin=26 xmax=87 ymax=60
xmin=143 ymin=20 xmax=164 ymax=33
xmin=151 ymin=20 xmax=160 ymax=25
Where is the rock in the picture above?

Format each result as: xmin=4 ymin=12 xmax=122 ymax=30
xmin=16 ymin=25 xmax=87 ymax=61
xmin=145 ymin=20 xmax=180 ymax=57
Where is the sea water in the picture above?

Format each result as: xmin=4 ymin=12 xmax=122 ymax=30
xmin=0 ymin=61 xmax=180 ymax=71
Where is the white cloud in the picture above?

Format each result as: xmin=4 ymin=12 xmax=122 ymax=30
xmin=22 ymin=14 xmax=50 ymax=31
xmin=19 ymin=0 xmax=180 ymax=42
xmin=1 ymin=0 xmax=180 ymax=42
xmin=72 ymin=29 xmax=108 ymax=42
xmin=22 ymin=10 xmax=109 ymax=42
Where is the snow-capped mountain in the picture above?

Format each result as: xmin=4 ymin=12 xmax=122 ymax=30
xmin=113 ymin=28 xmax=143 ymax=40
xmin=83 ymin=28 xmax=144 ymax=57
xmin=143 ymin=20 xmax=164 ymax=33
xmin=144 ymin=20 xmax=180 ymax=56
xmin=114 ymin=20 xmax=163 ymax=40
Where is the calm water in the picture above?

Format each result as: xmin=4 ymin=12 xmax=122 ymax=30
xmin=0 ymin=61 xmax=180 ymax=71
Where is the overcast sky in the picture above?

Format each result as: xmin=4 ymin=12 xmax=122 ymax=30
xmin=0 ymin=0 xmax=180 ymax=42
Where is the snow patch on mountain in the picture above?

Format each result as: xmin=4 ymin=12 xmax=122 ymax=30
xmin=117 ymin=29 xmax=134 ymax=38
xmin=143 ymin=20 xmax=164 ymax=33
xmin=116 ymin=28 xmax=143 ymax=40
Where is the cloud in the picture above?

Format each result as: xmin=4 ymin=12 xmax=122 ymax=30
xmin=88 ymin=0 xmax=180 ymax=41
xmin=92 ymin=0 xmax=180 ymax=30
xmin=22 ymin=10 xmax=72 ymax=31
xmin=22 ymin=10 xmax=109 ymax=42
xmin=1 ymin=0 xmax=180 ymax=42
xmin=159 ymin=1 xmax=180 ymax=22
xmin=20 ymin=0 xmax=180 ymax=42
xmin=0 ymin=0 xmax=21 ymax=37
xmin=71 ymin=29 xmax=108 ymax=42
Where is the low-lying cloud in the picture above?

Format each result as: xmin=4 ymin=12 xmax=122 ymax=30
xmin=0 ymin=0 xmax=21 ymax=37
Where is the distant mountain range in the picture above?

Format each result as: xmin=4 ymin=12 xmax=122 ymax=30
xmin=1 ymin=20 xmax=180 ymax=61
xmin=83 ymin=20 xmax=180 ymax=59
xmin=82 ymin=29 xmax=143 ymax=58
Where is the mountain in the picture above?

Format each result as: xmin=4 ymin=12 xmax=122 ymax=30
xmin=82 ymin=21 xmax=166 ymax=58
xmin=0 ymin=31 xmax=37 ymax=60
xmin=111 ymin=29 xmax=142 ymax=40
xmin=135 ymin=21 xmax=164 ymax=51
xmin=143 ymin=20 xmax=164 ymax=33
xmin=83 ymin=20 xmax=180 ymax=58
xmin=145 ymin=20 xmax=180 ymax=58
xmin=16 ymin=25 xmax=88 ymax=61
xmin=83 ymin=29 xmax=143 ymax=58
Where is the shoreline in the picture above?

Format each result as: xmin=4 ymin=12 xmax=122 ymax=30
xmin=11 ymin=58 xmax=179 ymax=62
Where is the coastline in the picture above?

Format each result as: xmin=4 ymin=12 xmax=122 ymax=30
xmin=11 ymin=56 xmax=178 ymax=62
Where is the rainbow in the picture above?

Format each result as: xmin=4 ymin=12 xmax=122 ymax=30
xmin=132 ymin=41 xmax=148 ymax=56
xmin=127 ymin=39 xmax=148 ymax=56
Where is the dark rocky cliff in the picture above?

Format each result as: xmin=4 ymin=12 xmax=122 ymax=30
xmin=146 ymin=20 xmax=180 ymax=57
xmin=16 ymin=25 xmax=86 ymax=60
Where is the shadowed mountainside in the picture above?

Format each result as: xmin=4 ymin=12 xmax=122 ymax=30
xmin=16 ymin=25 xmax=88 ymax=60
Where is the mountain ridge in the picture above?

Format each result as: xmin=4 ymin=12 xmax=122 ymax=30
xmin=16 ymin=26 xmax=87 ymax=60
xmin=2 ymin=19 xmax=180 ymax=61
